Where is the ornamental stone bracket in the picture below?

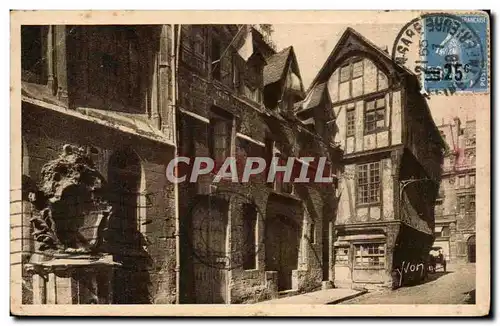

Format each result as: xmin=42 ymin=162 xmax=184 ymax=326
xmin=25 ymin=144 xmax=112 ymax=260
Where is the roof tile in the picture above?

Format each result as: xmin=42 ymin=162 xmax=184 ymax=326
xmin=263 ymin=46 xmax=292 ymax=86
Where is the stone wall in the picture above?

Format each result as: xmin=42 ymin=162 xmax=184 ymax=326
xmin=176 ymin=69 xmax=332 ymax=303
xmin=22 ymin=103 xmax=177 ymax=304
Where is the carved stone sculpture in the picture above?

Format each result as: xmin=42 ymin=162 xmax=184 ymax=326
xmin=26 ymin=144 xmax=111 ymax=256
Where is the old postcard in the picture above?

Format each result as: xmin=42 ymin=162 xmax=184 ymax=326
xmin=10 ymin=10 xmax=491 ymax=316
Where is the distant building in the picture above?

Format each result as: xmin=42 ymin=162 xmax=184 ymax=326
xmin=297 ymin=28 xmax=446 ymax=289
xmin=434 ymin=118 xmax=476 ymax=263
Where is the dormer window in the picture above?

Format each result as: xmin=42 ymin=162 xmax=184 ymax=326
xmin=286 ymin=70 xmax=302 ymax=94
xmin=244 ymin=85 xmax=262 ymax=104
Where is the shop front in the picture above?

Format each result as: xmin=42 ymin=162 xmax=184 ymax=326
xmin=334 ymin=230 xmax=393 ymax=289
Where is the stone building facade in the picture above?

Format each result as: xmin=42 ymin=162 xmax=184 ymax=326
xmin=296 ymin=28 xmax=446 ymax=289
xmin=20 ymin=25 xmax=178 ymax=304
xmin=175 ymin=25 xmax=342 ymax=303
xmin=433 ymin=118 xmax=476 ymax=263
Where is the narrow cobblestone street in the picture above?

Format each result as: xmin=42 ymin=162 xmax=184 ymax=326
xmin=340 ymin=264 xmax=476 ymax=304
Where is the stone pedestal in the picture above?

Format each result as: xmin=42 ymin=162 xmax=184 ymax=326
xmin=25 ymin=254 xmax=119 ymax=304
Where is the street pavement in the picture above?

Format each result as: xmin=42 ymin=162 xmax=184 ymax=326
xmin=258 ymin=288 xmax=366 ymax=305
xmin=340 ymin=263 xmax=476 ymax=304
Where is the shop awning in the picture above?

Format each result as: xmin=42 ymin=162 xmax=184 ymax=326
xmin=434 ymin=226 xmax=443 ymax=233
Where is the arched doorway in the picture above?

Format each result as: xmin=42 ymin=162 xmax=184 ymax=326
xmin=467 ymin=235 xmax=476 ymax=263
xmin=108 ymin=148 xmax=150 ymax=303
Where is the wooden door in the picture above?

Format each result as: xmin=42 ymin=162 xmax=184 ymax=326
xmin=266 ymin=215 xmax=300 ymax=291
xmin=192 ymin=200 xmax=228 ymax=303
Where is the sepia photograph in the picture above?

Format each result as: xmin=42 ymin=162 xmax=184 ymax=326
xmin=10 ymin=9 xmax=491 ymax=316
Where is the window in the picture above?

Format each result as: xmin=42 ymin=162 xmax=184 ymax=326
xmin=339 ymin=65 xmax=351 ymax=83
xmin=211 ymin=34 xmax=221 ymax=80
xmin=354 ymin=243 xmax=385 ymax=268
xmin=242 ymin=204 xmax=257 ymax=270
xmin=346 ymin=108 xmax=356 ymax=137
xmin=468 ymin=194 xmax=476 ymax=212
xmin=435 ymin=200 xmax=444 ymax=216
xmin=309 ymin=223 xmax=316 ymax=244
xmin=192 ymin=26 xmax=206 ymax=57
xmin=352 ymin=60 xmax=363 ymax=78
xmin=180 ymin=25 xmax=207 ymax=73
xmin=244 ymin=85 xmax=261 ymax=103
xmin=434 ymin=225 xmax=450 ymax=238
xmin=335 ymin=247 xmax=349 ymax=266
xmin=86 ymin=26 xmax=142 ymax=112
xmin=442 ymin=226 xmax=450 ymax=237
xmin=339 ymin=59 xmax=364 ymax=98
xmin=466 ymin=133 xmax=476 ymax=147
xmin=21 ymin=26 xmax=48 ymax=84
xmin=458 ymin=195 xmax=466 ymax=214
xmin=357 ymin=162 xmax=380 ymax=204
xmin=469 ymin=174 xmax=476 ymax=186
xmin=469 ymin=154 xmax=476 ymax=166
xmin=466 ymin=136 xmax=476 ymax=147
xmin=364 ymin=97 xmax=386 ymax=134
xmin=273 ymin=143 xmax=293 ymax=194
xmin=181 ymin=26 xmax=192 ymax=50
xmin=458 ymin=175 xmax=466 ymax=188
xmin=209 ymin=110 xmax=232 ymax=167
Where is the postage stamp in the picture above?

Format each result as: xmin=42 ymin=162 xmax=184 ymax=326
xmin=392 ymin=12 xmax=489 ymax=95
xmin=10 ymin=10 xmax=490 ymax=317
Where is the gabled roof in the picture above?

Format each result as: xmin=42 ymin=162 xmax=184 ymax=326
xmin=296 ymin=82 xmax=327 ymax=113
xmin=263 ymin=46 xmax=292 ymax=86
xmin=263 ymin=44 xmax=306 ymax=102
xmin=307 ymin=27 xmax=414 ymax=94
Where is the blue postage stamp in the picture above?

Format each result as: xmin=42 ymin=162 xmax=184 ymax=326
xmin=421 ymin=13 xmax=489 ymax=94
